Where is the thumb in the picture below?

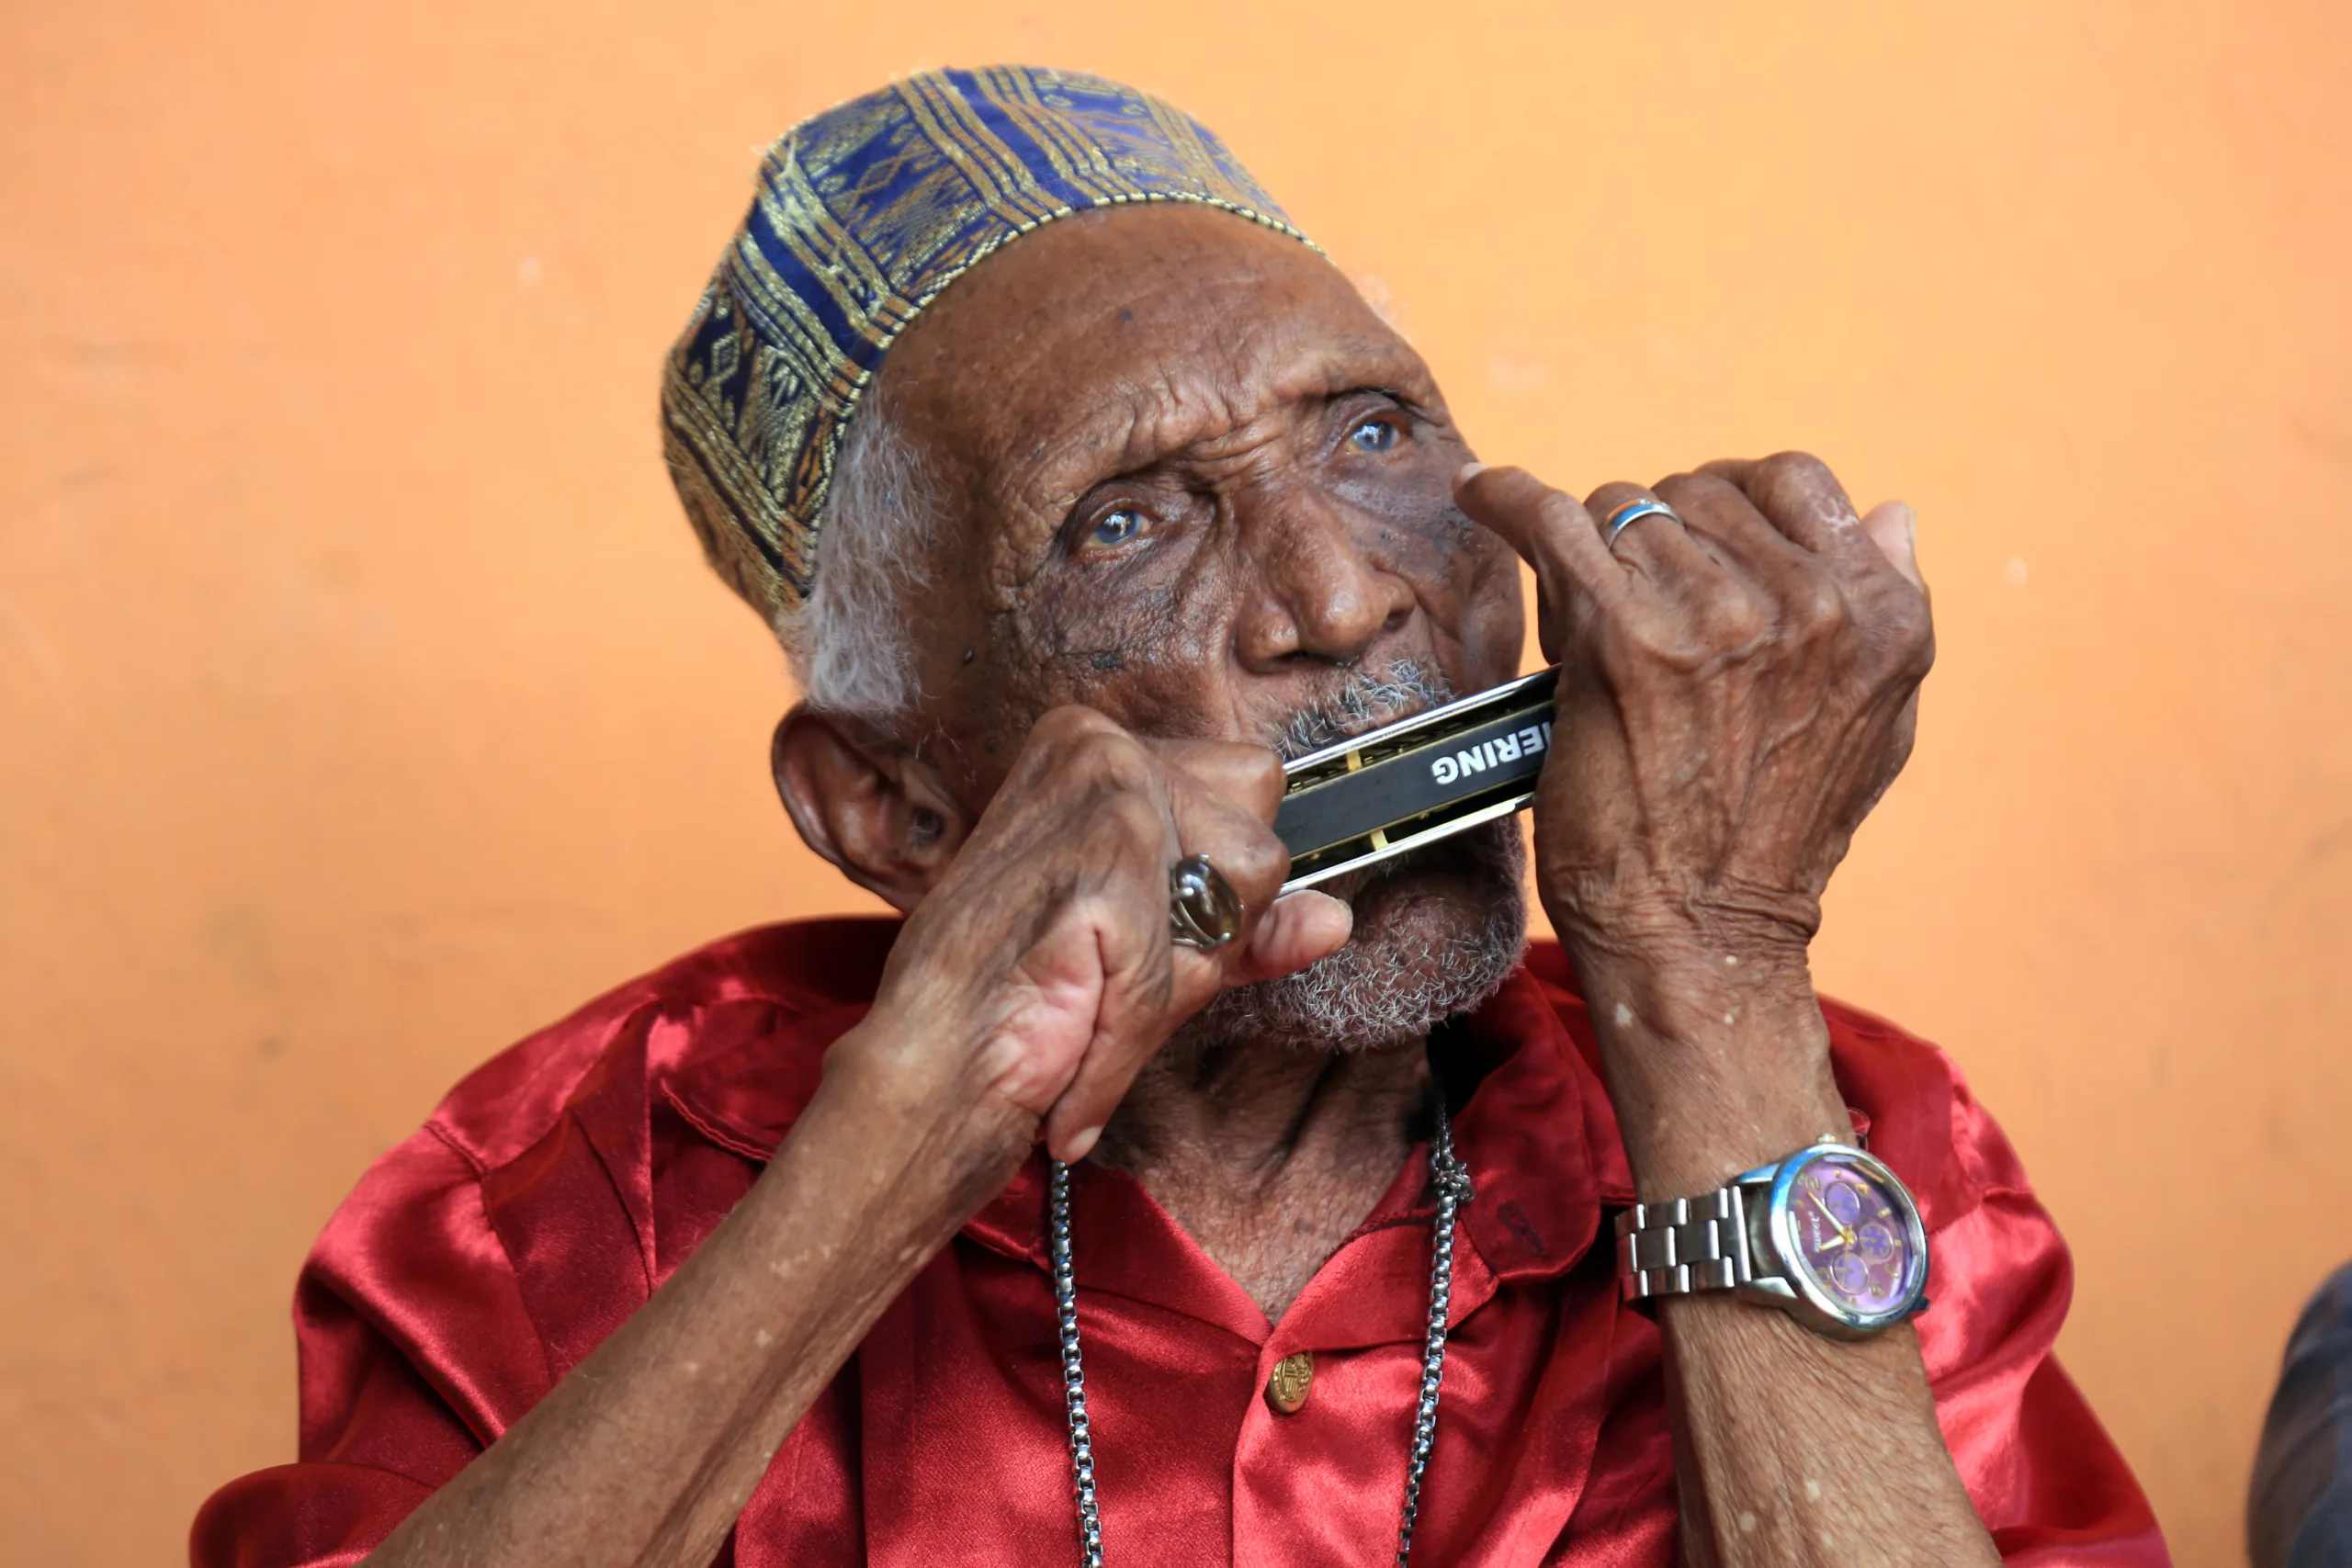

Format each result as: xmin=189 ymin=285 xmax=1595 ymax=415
xmin=1860 ymin=501 xmax=1924 ymax=592
xmin=1224 ymin=889 xmax=1352 ymax=988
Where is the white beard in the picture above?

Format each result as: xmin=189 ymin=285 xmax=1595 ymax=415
xmin=1170 ymin=818 xmax=1529 ymax=1055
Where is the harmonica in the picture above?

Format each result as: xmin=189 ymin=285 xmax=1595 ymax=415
xmin=1275 ymin=666 xmax=1559 ymax=892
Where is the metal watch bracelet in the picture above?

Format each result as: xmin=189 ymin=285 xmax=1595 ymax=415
xmin=1616 ymin=1186 xmax=1753 ymax=1305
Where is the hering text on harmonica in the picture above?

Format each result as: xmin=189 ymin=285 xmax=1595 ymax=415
xmin=1274 ymin=665 xmax=1560 ymax=893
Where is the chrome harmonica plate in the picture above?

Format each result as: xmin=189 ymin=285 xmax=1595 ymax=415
xmin=1275 ymin=666 xmax=1559 ymax=892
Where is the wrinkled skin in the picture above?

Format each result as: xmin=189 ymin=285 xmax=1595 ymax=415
xmin=366 ymin=201 xmax=1995 ymax=1568
xmin=771 ymin=205 xmax=1537 ymax=1308
xmin=879 ymin=209 xmax=1522 ymax=776
xmin=1487 ymin=458 xmax=1927 ymax=965
xmin=772 ymin=203 xmax=1934 ymax=1222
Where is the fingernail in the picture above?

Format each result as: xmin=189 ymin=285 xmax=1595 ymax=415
xmin=1271 ymin=888 xmax=1353 ymax=925
xmin=1060 ymin=1125 xmax=1102 ymax=1164
xmin=1454 ymin=461 xmax=1487 ymax=487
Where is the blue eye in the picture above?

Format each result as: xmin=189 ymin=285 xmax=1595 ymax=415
xmin=1088 ymin=507 xmax=1145 ymax=547
xmin=1349 ymin=415 xmax=1402 ymax=454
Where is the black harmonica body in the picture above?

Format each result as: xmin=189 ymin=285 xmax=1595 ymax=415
xmin=1275 ymin=667 xmax=1559 ymax=892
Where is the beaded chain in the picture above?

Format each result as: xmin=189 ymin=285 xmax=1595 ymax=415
xmin=1046 ymin=1102 xmax=1474 ymax=1567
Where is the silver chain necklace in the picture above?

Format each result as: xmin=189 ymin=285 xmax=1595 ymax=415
xmin=1046 ymin=1101 xmax=1475 ymax=1567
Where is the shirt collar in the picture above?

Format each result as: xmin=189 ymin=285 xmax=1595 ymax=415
xmin=956 ymin=949 xmax=1629 ymax=1340
xmin=1450 ymin=945 xmax=1634 ymax=1282
xmin=662 ymin=920 xmax=1634 ymax=1333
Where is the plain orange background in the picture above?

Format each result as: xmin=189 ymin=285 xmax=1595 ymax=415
xmin=6 ymin=2 xmax=2349 ymax=1562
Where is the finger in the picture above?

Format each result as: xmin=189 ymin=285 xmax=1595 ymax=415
xmin=1700 ymin=453 xmax=1874 ymax=563
xmin=1650 ymin=469 xmax=1836 ymax=622
xmin=1148 ymin=737 xmax=1284 ymax=826
xmin=1860 ymin=500 xmax=1925 ymax=593
xmin=1046 ymin=887 xmax=1355 ymax=1159
xmin=1453 ymin=463 xmax=1629 ymax=615
xmin=1224 ymin=888 xmax=1352 ymax=987
xmin=1654 ymin=470 xmax=1813 ymax=581
xmin=1582 ymin=479 xmax=1734 ymax=589
xmin=1037 ymin=790 xmax=1193 ymax=1160
xmin=1040 ymin=893 xmax=1177 ymax=1162
xmin=1042 ymin=759 xmax=1283 ymax=1158
xmin=1161 ymin=764 xmax=1291 ymax=949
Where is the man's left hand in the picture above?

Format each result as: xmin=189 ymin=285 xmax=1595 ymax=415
xmin=1455 ymin=451 xmax=1931 ymax=980
xmin=1456 ymin=452 xmax=1932 ymax=1196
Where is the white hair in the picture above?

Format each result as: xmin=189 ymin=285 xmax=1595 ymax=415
xmin=777 ymin=393 xmax=940 ymax=726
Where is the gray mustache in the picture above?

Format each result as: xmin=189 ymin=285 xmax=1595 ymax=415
xmin=1272 ymin=660 xmax=1455 ymax=761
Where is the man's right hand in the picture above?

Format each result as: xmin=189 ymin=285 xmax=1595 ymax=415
xmin=830 ymin=705 xmax=1353 ymax=1174
xmin=360 ymin=712 xmax=1348 ymax=1568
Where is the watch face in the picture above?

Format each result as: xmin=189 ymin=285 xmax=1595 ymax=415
xmin=1783 ymin=1150 xmax=1921 ymax=1319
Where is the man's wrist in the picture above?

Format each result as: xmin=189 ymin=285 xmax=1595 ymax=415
xmin=1566 ymin=929 xmax=1821 ymax=1055
xmin=802 ymin=1014 xmax=1037 ymax=1215
xmin=1566 ymin=943 xmax=1851 ymax=1201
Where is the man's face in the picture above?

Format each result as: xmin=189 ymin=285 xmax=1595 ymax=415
xmin=875 ymin=202 xmax=1530 ymax=1046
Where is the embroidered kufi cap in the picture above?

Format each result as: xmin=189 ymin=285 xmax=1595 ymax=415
xmin=661 ymin=66 xmax=1310 ymax=628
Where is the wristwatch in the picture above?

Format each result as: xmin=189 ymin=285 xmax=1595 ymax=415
xmin=1615 ymin=1141 xmax=1930 ymax=1339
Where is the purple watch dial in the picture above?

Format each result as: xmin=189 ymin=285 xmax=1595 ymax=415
xmin=1786 ymin=1151 xmax=1916 ymax=1317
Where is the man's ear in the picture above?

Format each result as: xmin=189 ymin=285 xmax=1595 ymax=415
xmin=770 ymin=705 xmax=971 ymax=913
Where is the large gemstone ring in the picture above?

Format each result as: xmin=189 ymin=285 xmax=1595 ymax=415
xmin=1169 ymin=855 xmax=1244 ymax=951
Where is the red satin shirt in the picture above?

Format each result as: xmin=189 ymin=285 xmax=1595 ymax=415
xmin=193 ymin=919 xmax=2168 ymax=1566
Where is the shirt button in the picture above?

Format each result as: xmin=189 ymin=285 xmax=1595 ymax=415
xmin=1266 ymin=1350 xmax=1315 ymax=1415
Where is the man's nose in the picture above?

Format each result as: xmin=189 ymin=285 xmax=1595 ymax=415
xmin=1230 ymin=485 xmax=1418 ymax=671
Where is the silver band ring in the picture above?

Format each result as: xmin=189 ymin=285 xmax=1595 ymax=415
xmin=1603 ymin=497 xmax=1686 ymax=550
xmin=1169 ymin=854 xmax=1244 ymax=952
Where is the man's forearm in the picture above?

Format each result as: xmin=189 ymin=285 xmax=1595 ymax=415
xmin=1577 ymin=946 xmax=2001 ymax=1568
xmin=1660 ymin=1305 xmax=1992 ymax=1568
xmin=366 ymin=1026 xmax=1023 ymax=1568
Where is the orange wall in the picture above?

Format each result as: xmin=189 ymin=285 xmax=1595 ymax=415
xmin=5 ymin=3 xmax=2347 ymax=1562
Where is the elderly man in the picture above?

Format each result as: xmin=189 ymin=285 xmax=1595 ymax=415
xmin=196 ymin=67 xmax=2166 ymax=1567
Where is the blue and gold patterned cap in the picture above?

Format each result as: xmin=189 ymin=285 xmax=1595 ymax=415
xmin=662 ymin=66 xmax=1310 ymax=626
